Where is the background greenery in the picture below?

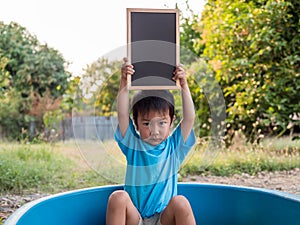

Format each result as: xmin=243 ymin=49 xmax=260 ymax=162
xmin=199 ymin=0 xmax=300 ymax=143
xmin=0 ymin=22 xmax=70 ymax=140
xmin=0 ymin=3 xmax=299 ymax=224
xmin=0 ymin=0 xmax=299 ymax=193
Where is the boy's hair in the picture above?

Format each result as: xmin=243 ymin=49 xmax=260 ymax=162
xmin=132 ymin=90 xmax=175 ymax=129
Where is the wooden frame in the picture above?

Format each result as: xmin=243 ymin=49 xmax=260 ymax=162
xmin=127 ymin=8 xmax=180 ymax=90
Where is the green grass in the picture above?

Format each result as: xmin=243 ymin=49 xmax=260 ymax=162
xmin=180 ymin=136 xmax=300 ymax=176
xmin=0 ymin=143 xmax=107 ymax=194
xmin=0 ymin=136 xmax=299 ymax=194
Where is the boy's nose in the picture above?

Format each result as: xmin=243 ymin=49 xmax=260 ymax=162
xmin=149 ymin=123 xmax=159 ymax=134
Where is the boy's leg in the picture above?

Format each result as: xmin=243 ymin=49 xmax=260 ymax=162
xmin=160 ymin=195 xmax=196 ymax=225
xmin=106 ymin=190 xmax=140 ymax=225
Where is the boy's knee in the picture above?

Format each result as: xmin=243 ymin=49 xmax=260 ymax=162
xmin=108 ymin=190 xmax=130 ymax=204
xmin=169 ymin=195 xmax=192 ymax=212
xmin=107 ymin=190 xmax=130 ymax=208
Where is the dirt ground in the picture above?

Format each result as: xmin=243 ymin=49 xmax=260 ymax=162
xmin=182 ymin=168 xmax=300 ymax=195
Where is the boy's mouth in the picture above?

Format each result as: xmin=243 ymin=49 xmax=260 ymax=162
xmin=145 ymin=137 xmax=163 ymax=145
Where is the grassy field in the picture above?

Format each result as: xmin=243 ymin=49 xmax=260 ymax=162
xmin=0 ymin=135 xmax=299 ymax=194
xmin=0 ymin=142 xmax=108 ymax=194
xmin=181 ymin=136 xmax=300 ymax=177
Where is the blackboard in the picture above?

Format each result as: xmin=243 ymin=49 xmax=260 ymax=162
xmin=127 ymin=8 xmax=180 ymax=90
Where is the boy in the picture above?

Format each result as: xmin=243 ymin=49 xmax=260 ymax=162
xmin=106 ymin=58 xmax=196 ymax=225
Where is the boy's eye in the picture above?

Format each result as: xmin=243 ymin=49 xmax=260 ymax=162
xmin=159 ymin=121 xmax=167 ymax=126
xmin=142 ymin=122 xmax=150 ymax=126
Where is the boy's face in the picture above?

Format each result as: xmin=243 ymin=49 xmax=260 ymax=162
xmin=137 ymin=110 xmax=172 ymax=146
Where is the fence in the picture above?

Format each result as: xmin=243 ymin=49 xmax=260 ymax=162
xmin=0 ymin=116 xmax=118 ymax=141
xmin=59 ymin=116 xmax=118 ymax=141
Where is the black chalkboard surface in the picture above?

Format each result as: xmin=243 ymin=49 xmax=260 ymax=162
xmin=127 ymin=8 xmax=180 ymax=90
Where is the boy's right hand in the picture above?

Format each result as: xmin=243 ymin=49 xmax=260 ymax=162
xmin=121 ymin=57 xmax=135 ymax=81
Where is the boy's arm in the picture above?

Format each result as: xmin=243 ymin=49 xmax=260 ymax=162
xmin=173 ymin=65 xmax=195 ymax=142
xmin=117 ymin=58 xmax=134 ymax=137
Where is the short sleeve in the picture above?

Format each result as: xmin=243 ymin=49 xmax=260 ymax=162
xmin=114 ymin=118 xmax=138 ymax=155
xmin=170 ymin=124 xmax=196 ymax=162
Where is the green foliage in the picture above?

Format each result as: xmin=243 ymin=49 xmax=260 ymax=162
xmin=0 ymin=88 xmax=26 ymax=139
xmin=180 ymin=6 xmax=203 ymax=65
xmin=0 ymin=55 xmax=9 ymax=95
xmin=0 ymin=54 xmax=27 ymax=138
xmin=94 ymin=70 xmax=120 ymax=116
xmin=0 ymin=22 xmax=70 ymax=97
xmin=78 ymin=58 xmax=122 ymax=116
xmin=187 ymin=60 xmax=211 ymax=137
xmin=45 ymin=76 xmax=82 ymax=139
xmin=0 ymin=53 xmax=24 ymax=139
xmin=62 ymin=76 xmax=81 ymax=113
xmin=179 ymin=3 xmax=227 ymax=140
xmin=199 ymin=0 xmax=300 ymax=142
xmin=0 ymin=22 xmax=71 ymax=140
xmin=16 ymin=45 xmax=70 ymax=98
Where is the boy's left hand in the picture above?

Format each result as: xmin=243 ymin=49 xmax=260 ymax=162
xmin=173 ymin=64 xmax=188 ymax=88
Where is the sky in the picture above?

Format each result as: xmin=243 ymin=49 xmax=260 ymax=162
xmin=1 ymin=0 xmax=205 ymax=75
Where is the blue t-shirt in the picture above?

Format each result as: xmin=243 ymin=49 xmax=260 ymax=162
xmin=114 ymin=118 xmax=196 ymax=218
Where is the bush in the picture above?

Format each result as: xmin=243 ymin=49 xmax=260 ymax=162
xmin=199 ymin=0 xmax=300 ymax=142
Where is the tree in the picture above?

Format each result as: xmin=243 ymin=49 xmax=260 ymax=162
xmin=0 ymin=54 xmax=9 ymax=96
xmin=199 ymin=0 xmax=300 ymax=142
xmin=0 ymin=22 xmax=70 ymax=140
xmin=179 ymin=3 xmax=227 ymax=140
xmin=78 ymin=57 xmax=122 ymax=116
xmin=179 ymin=5 xmax=203 ymax=65
xmin=0 ymin=54 xmax=23 ymax=138
xmin=0 ymin=22 xmax=70 ymax=98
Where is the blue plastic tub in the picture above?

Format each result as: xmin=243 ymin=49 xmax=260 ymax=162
xmin=4 ymin=183 xmax=300 ymax=225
